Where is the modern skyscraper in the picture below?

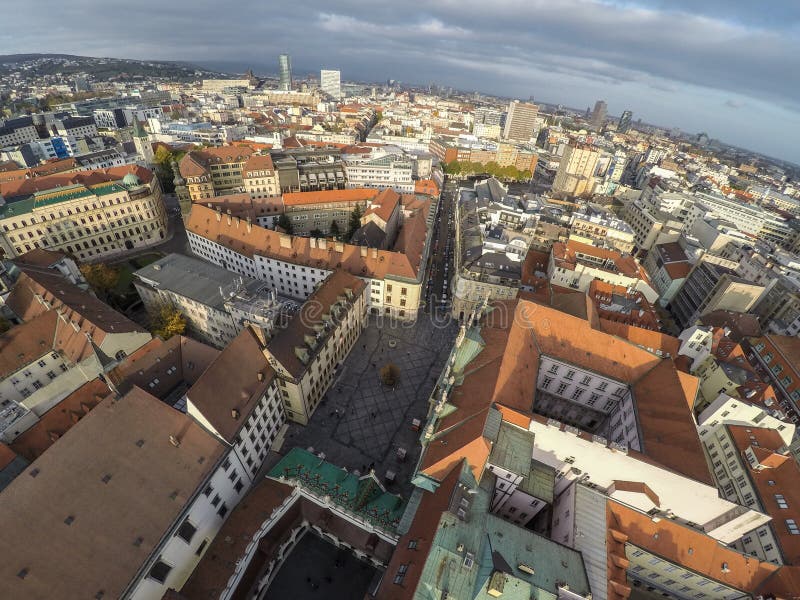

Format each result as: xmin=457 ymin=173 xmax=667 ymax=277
xmin=591 ymin=100 xmax=608 ymax=130
xmin=320 ymin=69 xmax=342 ymax=100
xmin=502 ymin=100 xmax=539 ymax=141
xmin=278 ymin=53 xmax=292 ymax=91
xmin=618 ymin=110 xmax=633 ymax=133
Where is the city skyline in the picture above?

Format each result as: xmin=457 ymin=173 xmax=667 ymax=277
xmin=1 ymin=0 xmax=799 ymax=163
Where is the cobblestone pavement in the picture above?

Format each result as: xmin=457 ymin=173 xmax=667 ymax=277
xmin=282 ymin=315 xmax=458 ymax=498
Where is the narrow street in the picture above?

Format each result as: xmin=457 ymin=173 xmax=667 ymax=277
xmin=424 ymin=177 xmax=457 ymax=314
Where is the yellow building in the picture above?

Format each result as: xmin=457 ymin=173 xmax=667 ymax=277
xmin=178 ymin=145 xmax=279 ymax=203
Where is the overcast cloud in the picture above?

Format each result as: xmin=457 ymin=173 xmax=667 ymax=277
xmin=1 ymin=0 xmax=798 ymax=162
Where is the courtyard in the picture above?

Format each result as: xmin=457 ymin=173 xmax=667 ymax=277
xmin=279 ymin=314 xmax=458 ymax=498
xmin=264 ymin=532 xmax=379 ymax=600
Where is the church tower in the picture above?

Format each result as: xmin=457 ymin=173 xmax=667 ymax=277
xmin=132 ymin=118 xmax=154 ymax=165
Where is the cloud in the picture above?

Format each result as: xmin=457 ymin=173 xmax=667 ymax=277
xmin=0 ymin=0 xmax=798 ymax=161
xmin=724 ymin=99 xmax=743 ymax=109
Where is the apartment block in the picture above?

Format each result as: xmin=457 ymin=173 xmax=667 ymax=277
xmin=548 ymin=239 xmax=659 ymax=303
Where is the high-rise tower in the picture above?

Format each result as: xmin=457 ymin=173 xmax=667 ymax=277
xmin=591 ymin=100 xmax=608 ymax=130
xmin=278 ymin=54 xmax=292 ymax=91
xmin=618 ymin=110 xmax=633 ymax=133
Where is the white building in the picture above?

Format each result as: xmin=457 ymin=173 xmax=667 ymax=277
xmin=320 ymin=69 xmax=342 ymax=100
xmin=343 ymin=149 xmax=414 ymax=193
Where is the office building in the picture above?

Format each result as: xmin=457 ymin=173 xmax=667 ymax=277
xmin=320 ymin=69 xmax=342 ymax=100
xmin=278 ymin=53 xmax=292 ymax=91
xmin=342 ymin=148 xmax=414 ymax=193
xmin=591 ymin=99 xmax=608 ymax=130
xmin=0 ymin=165 xmax=168 ymax=261
xmin=552 ymin=143 xmax=600 ymax=196
xmin=618 ymin=109 xmax=633 ymax=133
xmin=670 ymin=256 xmax=766 ymax=329
xmin=502 ymin=100 xmax=538 ymax=141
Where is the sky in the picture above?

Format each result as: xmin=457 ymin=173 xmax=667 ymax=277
xmin=1 ymin=0 xmax=799 ymax=163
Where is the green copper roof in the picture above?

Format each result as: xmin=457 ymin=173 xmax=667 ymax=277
xmin=0 ymin=182 xmax=128 ymax=219
xmin=268 ymin=447 xmax=406 ymax=532
xmin=413 ymin=482 xmax=590 ymax=600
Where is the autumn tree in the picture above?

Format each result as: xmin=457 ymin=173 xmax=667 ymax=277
xmin=150 ymin=304 xmax=187 ymax=340
xmin=80 ymin=263 xmax=120 ymax=299
xmin=380 ymin=363 xmax=401 ymax=387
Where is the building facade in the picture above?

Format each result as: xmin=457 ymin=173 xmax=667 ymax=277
xmin=0 ymin=165 xmax=167 ymax=261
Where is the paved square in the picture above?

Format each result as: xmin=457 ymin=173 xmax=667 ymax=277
xmin=281 ymin=315 xmax=458 ymax=498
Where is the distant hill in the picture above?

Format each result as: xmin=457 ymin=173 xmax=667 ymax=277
xmin=0 ymin=53 xmax=232 ymax=80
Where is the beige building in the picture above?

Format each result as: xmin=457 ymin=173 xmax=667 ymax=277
xmin=502 ymin=100 xmax=539 ymax=141
xmin=0 ymin=166 xmax=167 ymax=261
xmin=186 ymin=191 xmax=431 ymax=321
xmin=260 ymin=270 xmax=368 ymax=424
xmin=178 ymin=145 xmax=279 ymax=203
xmin=552 ymin=144 xmax=599 ymax=196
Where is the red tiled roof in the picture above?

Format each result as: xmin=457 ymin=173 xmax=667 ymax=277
xmin=282 ymin=188 xmax=378 ymax=207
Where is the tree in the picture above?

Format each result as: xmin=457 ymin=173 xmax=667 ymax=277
xmin=380 ymin=363 xmax=401 ymax=387
xmin=276 ymin=214 xmax=294 ymax=234
xmin=329 ymin=219 xmax=341 ymax=239
xmin=347 ymin=204 xmax=363 ymax=241
xmin=153 ymin=146 xmax=177 ymax=193
xmin=80 ymin=263 xmax=120 ymax=299
xmin=310 ymin=228 xmax=324 ymax=238
xmin=443 ymin=160 xmax=461 ymax=175
xmin=150 ymin=304 xmax=186 ymax=340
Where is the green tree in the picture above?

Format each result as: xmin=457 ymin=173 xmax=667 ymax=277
xmin=310 ymin=228 xmax=324 ymax=238
xmin=380 ymin=363 xmax=401 ymax=387
xmin=150 ymin=304 xmax=187 ymax=340
xmin=443 ymin=160 xmax=461 ymax=175
xmin=347 ymin=204 xmax=363 ymax=240
xmin=276 ymin=213 xmax=294 ymax=234
xmin=80 ymin=263 xmax=121 ymax=299
xmin=330 ymin=219 xmax=341 ymax=239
